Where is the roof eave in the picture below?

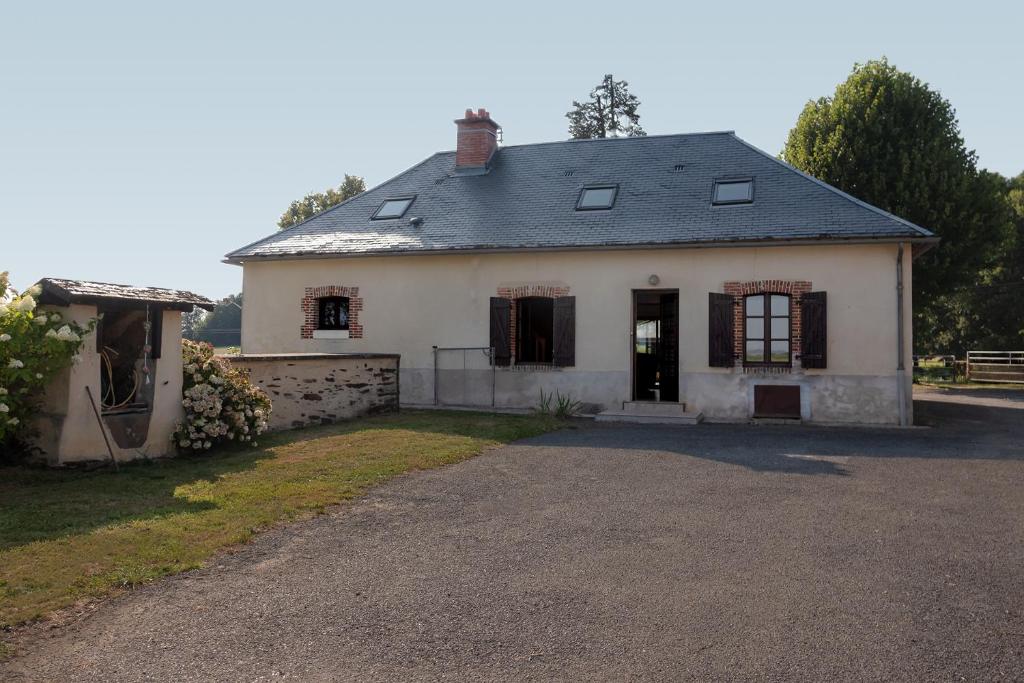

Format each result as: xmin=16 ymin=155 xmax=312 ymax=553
xmin=223 ymin=233 xmax=940 ymax=265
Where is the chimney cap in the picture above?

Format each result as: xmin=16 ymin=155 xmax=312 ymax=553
xmin=455 ymin=107 xmax=499 ymax=126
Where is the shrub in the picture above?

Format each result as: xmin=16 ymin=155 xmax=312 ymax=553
xmin=536 ymin=389 xmax=583 ymax=418
xmin=0 ymin=272 xmax=93 ymax=456
xmin=173 ymin=340 xmax=271 ymax=452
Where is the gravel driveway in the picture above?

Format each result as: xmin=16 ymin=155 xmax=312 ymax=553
xmin=4 ymin=387 xmax=1024 ymax=681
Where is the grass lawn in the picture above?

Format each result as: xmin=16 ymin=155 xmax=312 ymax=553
xmin=0 ymin=410 xmax=559 ymax=638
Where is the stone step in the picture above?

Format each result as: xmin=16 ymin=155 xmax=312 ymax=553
xmin=595 ymin=409 xmax=704 ymax=426
xmin=621 ymin=400 xmax=690 ymax=416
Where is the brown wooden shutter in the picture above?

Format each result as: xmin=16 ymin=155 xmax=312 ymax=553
xmin=552 ymin=296 xmax=576 ymax=367
xmin=489 ymin=297 xmax=511 ymax=366
xmin=708 ymin=292 xmax=735 ymax=367
xmin=800 ymin=291 xmax=827 ymax=369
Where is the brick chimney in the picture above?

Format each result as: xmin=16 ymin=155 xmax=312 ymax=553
xmin=454 ymin=108 xmax=500 ymax=173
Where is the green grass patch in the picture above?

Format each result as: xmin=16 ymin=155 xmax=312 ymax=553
xmin=0 ymin=410 xmax=559 ymax=634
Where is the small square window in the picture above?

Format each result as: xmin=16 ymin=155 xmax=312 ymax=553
xmin=712 ymin=179 xmax=754 ymax=205
xmin=371 ymin=197 xmax=415 ymax=219
xmin=576 ymin=185 xmax=618 ymax=210
xmin=318 ymin=296 xmax=349 ymax=330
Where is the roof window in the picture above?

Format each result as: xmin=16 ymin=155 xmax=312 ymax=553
xmin=712 ymin=178 xmax=754 ymax=205
xmin=576 ymin=185 xmax=618 ymax=211
xmin=371 ymin=196 xmax=415 ymax=220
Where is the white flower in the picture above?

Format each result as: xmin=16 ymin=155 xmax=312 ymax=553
xmin=49 ymin=313 xmax=61 ymax=322
xmin=26 ymin=285 xmax=42 ymax=298
xmin=72 ymin=354 xmax=82 ymax=365
xmin=16 ymin=295 xmax=36 ymax=312
xmin=55 ymin=325 xmax=80 ymax=342
xmin=0 ymin=387 xmax=7 ymax=395
xmin=0 ymin=334 xmax=10 ymax=342
xmin=45 ymin=328 xmax=58 ymax=338
xmin=35 ymin=373 xmax=43 ymax=379
xmin=7 ymin=359 xmax=24 ymax=369
xmin=33 ymin=315 xmax=48 ymax=325
xmin=7 ymin=417 xmax=18 ymax=426
xmin=0 ymin=403 xmax=8 ymax=413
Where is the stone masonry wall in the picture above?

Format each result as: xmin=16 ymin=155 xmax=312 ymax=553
xmin=226 ymin=353 xmax=399 ymax=431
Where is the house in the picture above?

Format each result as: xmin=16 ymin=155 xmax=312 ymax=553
xmin=33 ymin=278 xmax=214 ymax=464
xmin=226 ymin=109 xmax=937 ymax=425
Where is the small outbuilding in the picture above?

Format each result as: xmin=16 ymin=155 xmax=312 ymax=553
xmin=33 ymin=278 xmax=214 ymax=465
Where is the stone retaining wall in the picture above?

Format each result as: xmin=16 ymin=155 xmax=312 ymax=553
xmin=225 ymin=353 xmax=399 ymax=431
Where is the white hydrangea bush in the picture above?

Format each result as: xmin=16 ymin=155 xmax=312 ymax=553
xmin=0 ymin=272 xmax=93 ymax=454
xmin=173 ymin=340 xmax=271 ymax=453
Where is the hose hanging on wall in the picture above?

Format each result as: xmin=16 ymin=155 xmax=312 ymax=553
xmin=100 ymin=346 xmax=140 ymax=410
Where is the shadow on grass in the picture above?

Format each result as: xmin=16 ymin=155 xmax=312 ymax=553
xmin=0 ymin=409 xmax=558 ymax=553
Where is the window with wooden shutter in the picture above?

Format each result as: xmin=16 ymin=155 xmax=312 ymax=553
xmin=489 ymin=297 xmax=511 ymax=366
xmin=552 ymin=296 xmax=576 ymax=367
xmin=800 ymin=291 xmax=827 ymax=369
xmin=708 ymin=292 xmax=735 ymax=367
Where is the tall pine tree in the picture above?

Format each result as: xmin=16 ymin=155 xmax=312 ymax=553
xmin=566 ymin=75 xmax=645 ymax=139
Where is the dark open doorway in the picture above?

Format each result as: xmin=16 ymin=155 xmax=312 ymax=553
xmin=633 ymin=290 xmax=679 ymax=402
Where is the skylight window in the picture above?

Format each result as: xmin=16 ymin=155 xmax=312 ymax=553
xmin=371 ymin=196 xmax=415 ymax=219
xmin=712 ymin=178 xmax=754 ymax=205
xmin=576 ymin=185 xmax=618 ymax=211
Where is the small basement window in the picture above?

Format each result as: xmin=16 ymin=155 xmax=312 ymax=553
xmin=371 ymin=197 xmax=414 ymax=219
xmin=318 ymin=296 xmax=349 ymax=330
xmin=712 ymin=178 xmax=754 ymax=205
xmin=576 ymin=185 xmax=618 ymax=211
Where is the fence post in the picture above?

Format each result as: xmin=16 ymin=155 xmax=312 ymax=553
xmin=432 ymin=345 xmax=438 ymax=406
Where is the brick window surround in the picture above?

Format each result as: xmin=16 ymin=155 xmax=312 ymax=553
xmin=723 ymin=280 xmax=811 ymax=368
xmin=301 ymin=286 xmax=363 ymax=339
xmin=496 ymin=284 xmax=570 ymax=365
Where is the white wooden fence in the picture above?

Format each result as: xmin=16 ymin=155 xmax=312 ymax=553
xmin=966 ymin=351 xmax=1024 ymax=383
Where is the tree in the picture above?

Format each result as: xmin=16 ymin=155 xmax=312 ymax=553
xmin=278 ymin=175 xmax=366 ymax=230
xmin=183 ymin=294 xmax=242 ymax=348
xmin=566 ymin=74 xmax=646 ymax=139
xmin=781 ymin=58 xmax=1011 ymax=353
xmin=181 ymin=306 xmax=207 ymax=340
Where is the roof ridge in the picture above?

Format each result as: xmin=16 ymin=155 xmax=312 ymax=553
xmin=434 ymin=130 xmax=737 ymax=155
xmin=727 ymin=134 xmax=934 ymax=238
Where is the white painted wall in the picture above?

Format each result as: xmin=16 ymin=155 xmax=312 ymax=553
xmin=239 ymin=243 xmax=915 ymax=424
xmin=35 ymin=306 xmax=184 ymax=463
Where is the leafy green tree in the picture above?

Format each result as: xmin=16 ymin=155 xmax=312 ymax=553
xmin=278 ymin=175 xmax=366 ymax=230
xmin=965 ymin=172 xmax=1024 ymax=350
xmin=782 ymin=58 xmax=1011 ymax=353
xmin=185 ymin=294 xmax=242 ymax=347
xmin=566 ymin=74 xmax=646 ymax=139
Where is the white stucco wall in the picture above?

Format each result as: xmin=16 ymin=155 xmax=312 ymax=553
xmin=35 ymin=306 xmax=184 ymax=464
xmin=238 ymin=243 xmax=915 ymax=424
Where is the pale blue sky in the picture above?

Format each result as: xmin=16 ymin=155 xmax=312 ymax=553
xmin=2 ymin=1 xmax=1020 ymax=299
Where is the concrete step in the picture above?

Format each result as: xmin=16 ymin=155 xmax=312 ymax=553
xmin=621 ymin=400 xmax=690 ymax=416
xmin=595 ymin=409 xmax=704 ymax=425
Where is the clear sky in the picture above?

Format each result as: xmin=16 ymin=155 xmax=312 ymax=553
xmin=2 ymin=1 xmax=1020 ymax=299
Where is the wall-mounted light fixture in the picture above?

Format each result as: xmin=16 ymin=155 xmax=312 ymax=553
xmin=648 ymin=274 xmax=660 ymax=286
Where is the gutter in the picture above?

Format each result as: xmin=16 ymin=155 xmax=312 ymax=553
xmin=223 ymin=234 xmax=941 ymax=266
xmin=896 ymin=243 xmax=908 ymax=427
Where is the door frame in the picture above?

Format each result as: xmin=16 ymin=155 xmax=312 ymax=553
xmin=630 ymin=288 xmax=680 ymax=401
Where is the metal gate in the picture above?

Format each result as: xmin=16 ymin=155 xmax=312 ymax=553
xmin=432 ymin=346 xmax=496 ymax=407
xmin=967 ymin=351 xmax=1024 ymax=383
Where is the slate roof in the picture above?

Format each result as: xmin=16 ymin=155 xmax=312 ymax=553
xmin=225 ymin=132 xmax=933 ymax=262
xmin=36 ymin=278 xmax=215 ymax=311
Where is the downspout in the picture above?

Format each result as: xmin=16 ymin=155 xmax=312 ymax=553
xmin=896 ymin=243 xmax=908 ymax=426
